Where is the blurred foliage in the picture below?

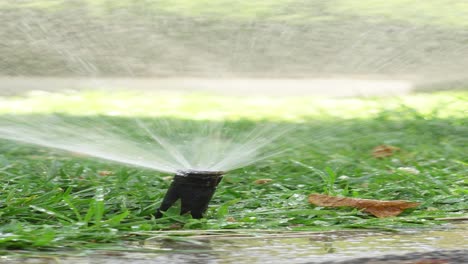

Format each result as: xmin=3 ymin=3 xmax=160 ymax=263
xmin=2 ymin=0 xmax=467 ymax=77
xmin=2 ymin=0 xmax=468 ymax=27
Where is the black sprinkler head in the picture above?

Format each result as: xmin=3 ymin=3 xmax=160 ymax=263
xmin=155 ymin=170 xmax=224 ymax=219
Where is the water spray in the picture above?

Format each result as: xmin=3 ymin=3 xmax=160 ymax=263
xmin=0 ymin=116 xmax=288 ymax=219
xmin=155 ymin=170 xmax=224 ymax=219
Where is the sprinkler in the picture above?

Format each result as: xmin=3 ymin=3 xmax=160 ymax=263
xmin=155 ymin=170 xmax=224 ymax=219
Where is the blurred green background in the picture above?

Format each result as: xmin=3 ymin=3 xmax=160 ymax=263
xmin=2 ymin=0 xmax=467 ymax=80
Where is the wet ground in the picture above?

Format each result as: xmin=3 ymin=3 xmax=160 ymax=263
xmin=1 ymin=223 xmax=466 ymax=264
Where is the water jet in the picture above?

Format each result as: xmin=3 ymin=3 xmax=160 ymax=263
xmin=155 ymin=170 xmax=225 ymax=219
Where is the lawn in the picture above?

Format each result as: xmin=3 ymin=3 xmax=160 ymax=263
xmin=0 ymin=90 xmax=466 ymax=250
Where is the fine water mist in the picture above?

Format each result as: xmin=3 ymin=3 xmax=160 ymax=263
xmin=0 ymin=115 xmax=289 ymax=173
xmin=1 ymin=1 xmax=467 ymax=173
xmin=2 ymin=1 xmax=468 ymax=84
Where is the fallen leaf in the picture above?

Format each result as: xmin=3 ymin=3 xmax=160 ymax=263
xmin=226 ymin=217 xmax=236 ymax=222
xmin=254 ymin=179 xmax=273 ymax=184
xmin=168 ymin=223 xmax=183 ymax=230
xmin=308 ymin=193 xmax=420 ymax=218
xmin=372 ymin=144 xmax=400 ymax=158
xmin=98 ymin=170 xmax=113 ymax=176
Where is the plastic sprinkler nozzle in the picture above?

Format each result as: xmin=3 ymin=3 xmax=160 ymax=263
xmin=155 ymin=170 xmax=224 ymax=219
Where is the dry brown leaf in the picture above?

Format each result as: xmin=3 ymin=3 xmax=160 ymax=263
xmin=372 ymin=144 xmax=400 ymax=158
xmin=98 ymin=170 xmax=113 ymax=176
xmin=168 ymin=223 xmax=183 ymax=230
xmin=254 ymin=179 xmax=273 ymax=185
xmin=226 ymin=217 xmax=236 ymax=222
xmin=308 ymin=193 xmax=420 ymax=218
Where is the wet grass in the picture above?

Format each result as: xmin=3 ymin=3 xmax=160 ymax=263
xmin=0 ymin=90 xmax=467 ymax=250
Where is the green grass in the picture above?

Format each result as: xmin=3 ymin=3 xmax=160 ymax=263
xmin=0 ymin=90 xmax=467 ymax=250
